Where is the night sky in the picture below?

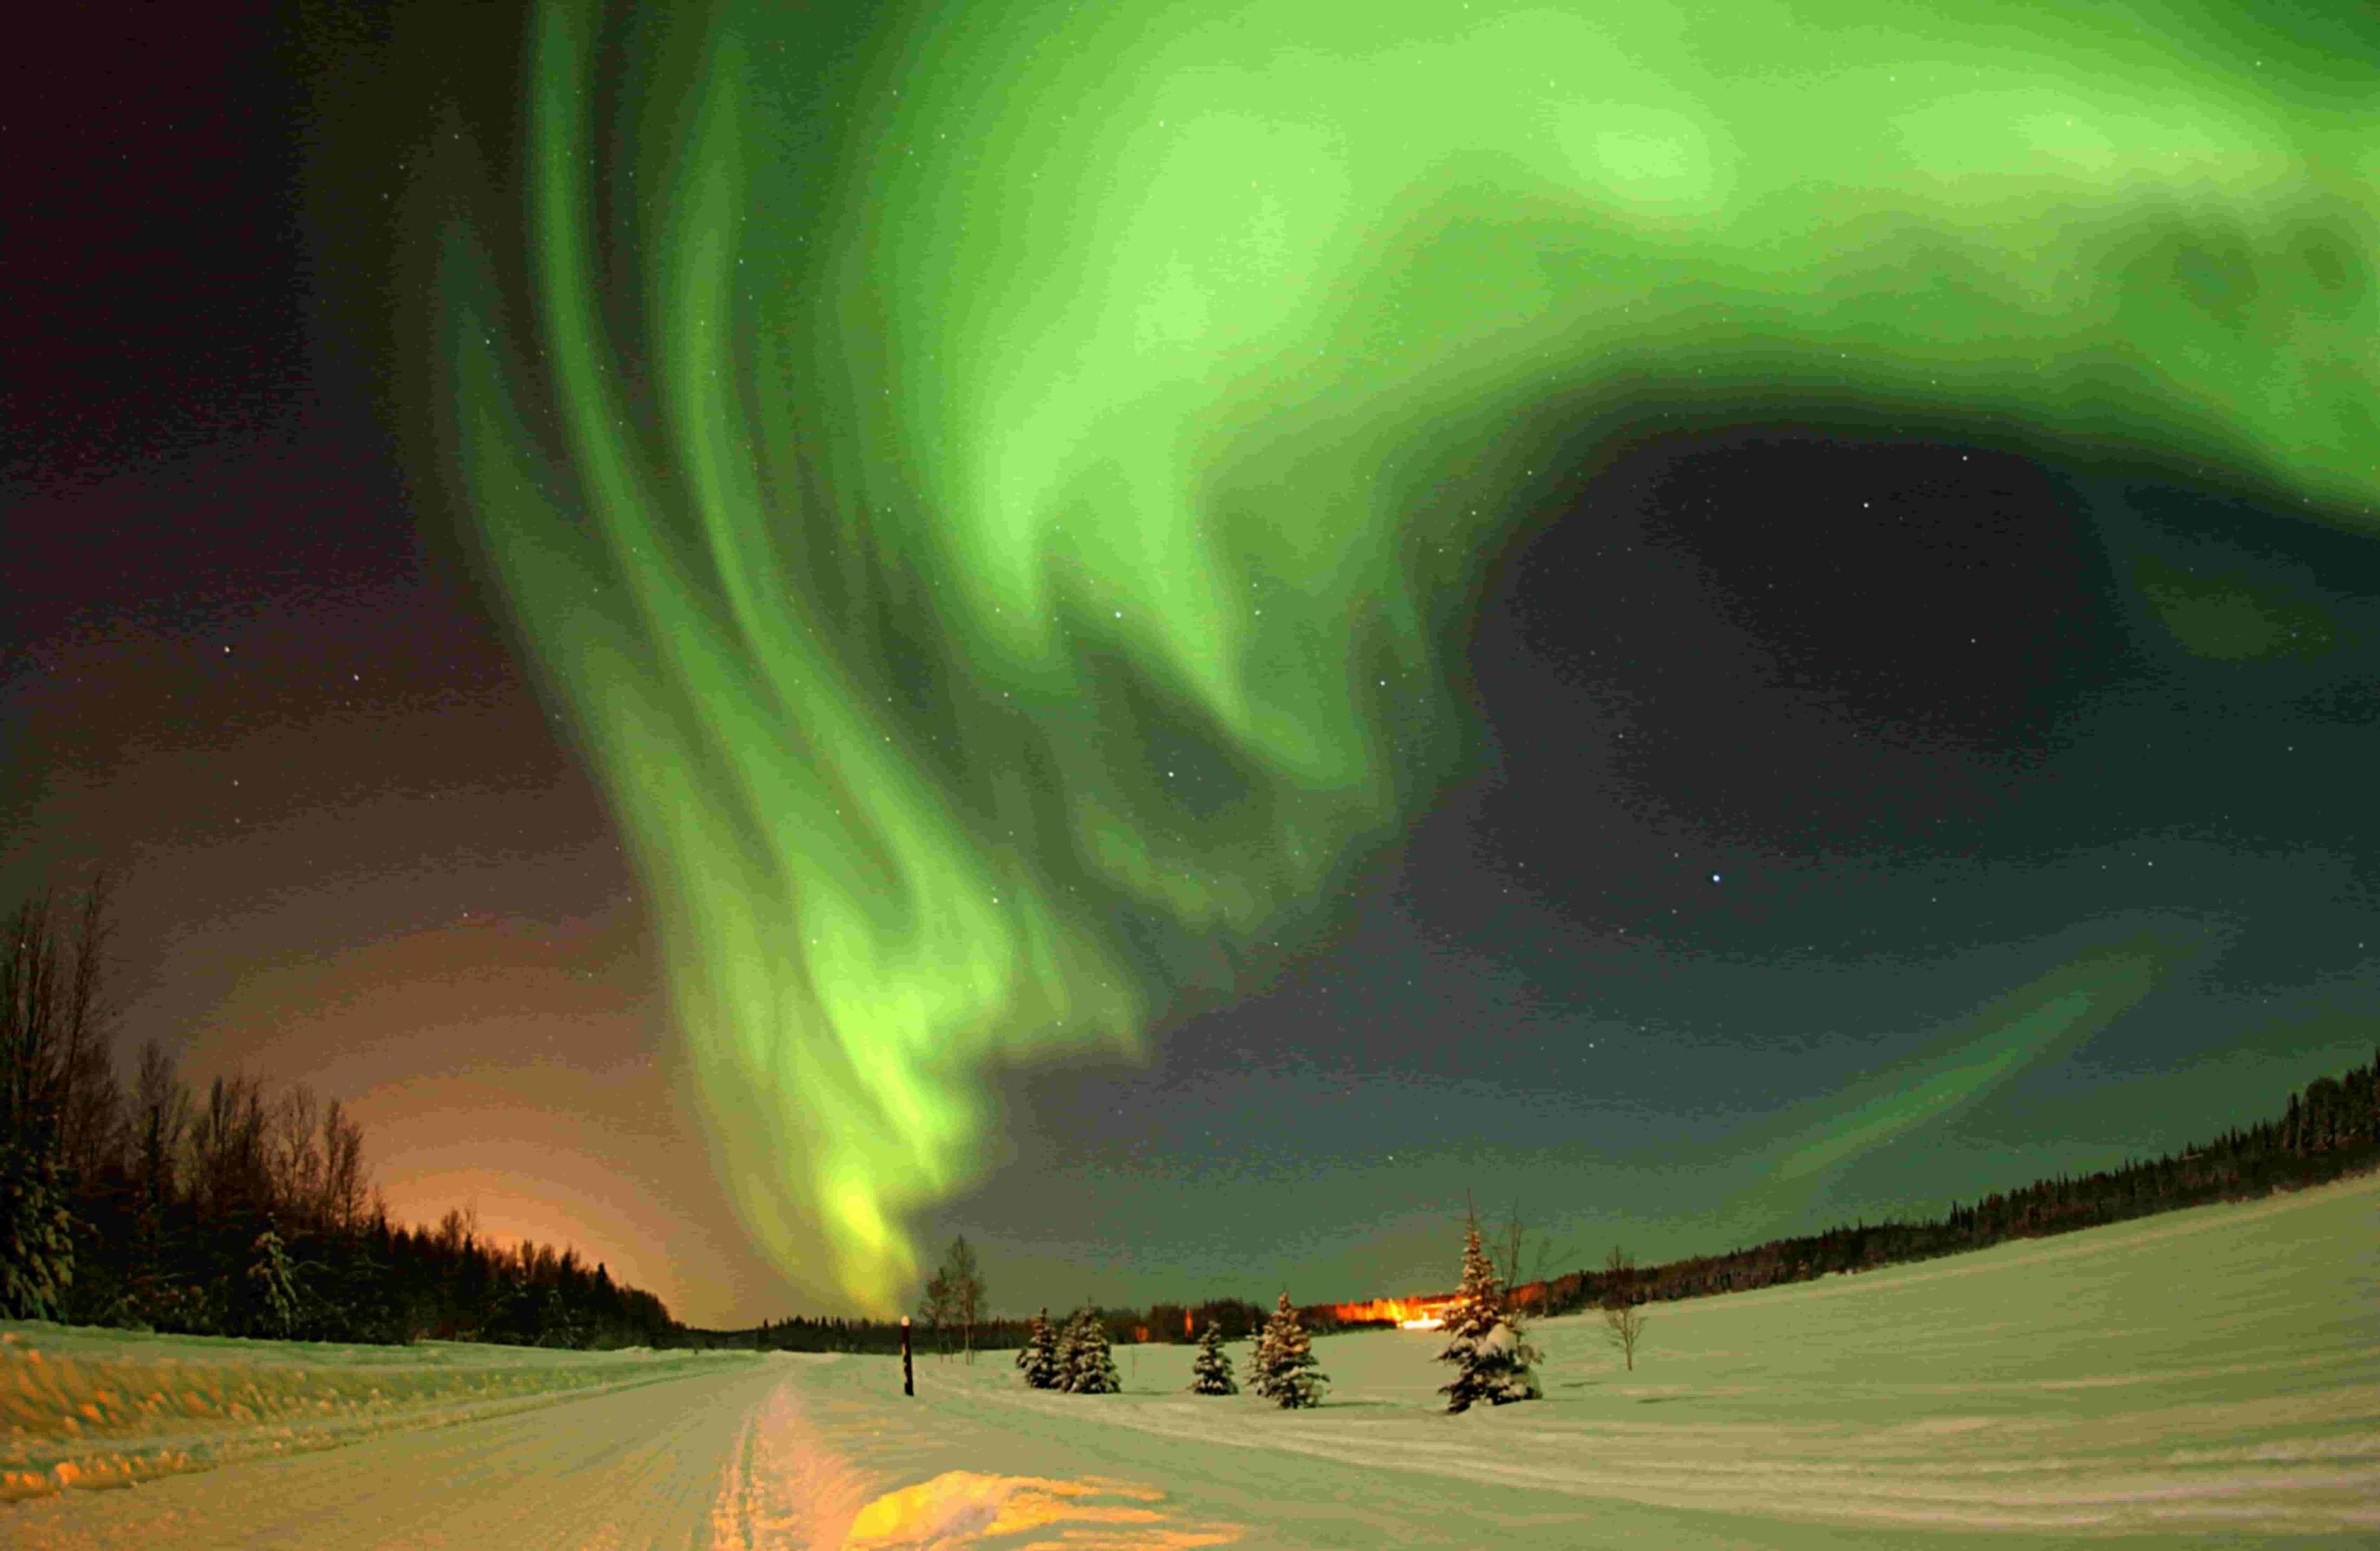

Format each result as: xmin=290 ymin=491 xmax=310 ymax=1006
xmin=6 ymin=1 xmax=2376 ymax=1328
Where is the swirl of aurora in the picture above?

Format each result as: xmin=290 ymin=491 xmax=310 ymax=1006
xmin=435 ymin=0 xmax=2379 ymax=1311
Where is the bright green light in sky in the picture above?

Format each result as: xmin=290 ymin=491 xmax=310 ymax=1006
xmin=1769 ymin=938 xmax=2171 ymax=1186
xmin=440 ymin=0 xmax=2379 ymax=1311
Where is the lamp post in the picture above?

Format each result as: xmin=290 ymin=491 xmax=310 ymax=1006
xmin=901 ymin=1315 xmax=914 ymax=1397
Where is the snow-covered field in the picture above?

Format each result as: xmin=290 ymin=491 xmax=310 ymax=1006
xmin=7 ymin=1171 xmax=2375 ymax=1548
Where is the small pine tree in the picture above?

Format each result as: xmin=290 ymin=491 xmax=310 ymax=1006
xmin=1064 ymin=1307 xmax=1120 ymax=1394
xmin=488 ymin=1272 xmax=540 ymax=1346
xmin=1017 ymin=1308 xmax=1063 ymax=1389
xmin=0 ymin=1140 xmax=75 ymax=1321
xmin=246 ymin=1224 xmax=300 ymax=1340
xmin=1249 ymin=1308 xmax=1277 ymax=1390
xmin=1052 ymin=1308 xmax=1084 ymax=1385
xmin=536 ymin=1281 xmax=582 ymax=1349
xmin=1436 ymin=1220 xmax=1540 ymax=1412
xmin=1189 ymin=1319 xmax=1237 ymax=1395
xmin=1251 ymin=1292 xmax=1327 ymax=1409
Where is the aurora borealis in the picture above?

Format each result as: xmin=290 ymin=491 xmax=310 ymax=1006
xmin=5 ymin=0 xmax=2377 ymax=1327
xmin=439 ymin=0 xmax=2380 ymax=1312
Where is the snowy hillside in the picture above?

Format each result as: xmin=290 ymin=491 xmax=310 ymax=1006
xmin=6 ymin=1171 xmax=2374 ymax=1547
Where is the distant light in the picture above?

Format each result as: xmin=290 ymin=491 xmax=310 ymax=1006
xmin=1711 ymin=872 xmax=1721 ymax=882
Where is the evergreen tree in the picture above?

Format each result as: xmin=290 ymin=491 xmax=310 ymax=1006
xmin=0 ymin=1139 xmax=74 ymax=1320
xmin=1189 ymin=1319 xmax=1237 ymax=1395
xmin=1064 ymin=1307 xmax=1120 ymax=1394
xmin=1249 ymin=1306 xmax=1278 ymax=1392
xmin=1251 ymin=1292 xmax=1328 ymax=1409
xmin=536 ymin=1280 xmax=582 ymax=1348
xmin=0 ymin=887 xmax=94 ymax=1324
xmin=1017 ymin=1308 xmax=1063 ymax=1389
xmin=1052 ymin=1308 xmax=1084 ymax=1385
xmin=245 ymin=1222 xmax=300 ymax=1338
xmin=486 ymin=1271 xmax=537 ymax=1345
xmin=1436 ymin=1221 xmax=1540 ymax=1412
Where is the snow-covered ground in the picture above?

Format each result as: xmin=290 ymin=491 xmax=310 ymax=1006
xmin=7 ymin=1171 xmax=2375 ymax=1548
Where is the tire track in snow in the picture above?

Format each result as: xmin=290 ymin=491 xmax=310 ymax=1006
xmin=706 ymin=1365 xmax=873 ymax=1550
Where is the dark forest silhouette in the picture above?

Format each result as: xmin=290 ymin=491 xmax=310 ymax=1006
xmin=1 ymin=882 xmax=671 ymax=1346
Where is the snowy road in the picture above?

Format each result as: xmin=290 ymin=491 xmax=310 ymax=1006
xmin=0 ymin=1322 xmax=1539 ymax=1551
xmin=4 ymin=1358 xmax=812 ymax=1550
xmin=0 ymin=1346 xmax=1253 ymax=1551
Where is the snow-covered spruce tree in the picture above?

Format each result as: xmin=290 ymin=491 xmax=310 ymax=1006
xmin=1251 ymin=1292 xmax=1327 ymax=1409
xmin=245 ymin=1223 xmax=299 ymax=1339
xmin=1248 ymin=1308 xmax=1279 ymax=1398
xmin=1436 ymin=1220 xmax=1541 ymax=1412
xmin=1052 ymin=1308 xmax=1085 ymax=1386
xmin=1189 ymin=1319 xmax=1238 ymax=1395
xmin=1064 ymin=1308 xmax=1120 ymax=1394
xmin=536 ymin=1280 xmax=582 ymax=1349
xmin=1017 ymin=1308 xmax=1063 ymax=1389
xmin=0 ymin=1138 xmax=74 ymax=1320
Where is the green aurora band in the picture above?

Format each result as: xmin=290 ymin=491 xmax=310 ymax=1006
xmin=1766 ymin=935 xmax=2174 ymax=1187
xmin=438 ymin=0 xmax=2380 ymax=1311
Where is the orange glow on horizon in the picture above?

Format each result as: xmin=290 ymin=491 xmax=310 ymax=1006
xmin=371 ymin=1165 xmax=681 ymax=1317
xmin=1322 ymin=1282 xmax=1549 ymax=1331
xmin=1325 ymin=1294 xmax=1452 ymax=1329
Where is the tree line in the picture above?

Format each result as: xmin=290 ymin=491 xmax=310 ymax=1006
xmin=746 ymin=1296 xmax=1280 ymax=1356
xmin=0 ymin=880 xmax=675 ymax=1347
xmin=1509 ymin=1047 xmax=2380 ymax=1319
xmin=745 ymin=1234 xmax=1277 ymax=1357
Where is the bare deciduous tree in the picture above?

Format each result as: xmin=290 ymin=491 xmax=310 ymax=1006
xmin=54 ymin=878 xmax=122 ymax=1187
xmin=58 ymin=1030 xmax=123 ymax=1189
xmin=2 ymin=879 xmax=115 ymax=1157
xmin=1602 ymin=1245 xmax=1648 ymax=1372
xmin=272 ymin=1084 xmax=324 ymax=1228
xmin=919 ymin=1266 xmax=956 ymax=1357
xmin=190 ymin=1072 xmax=271 ymax=1219
xmin=1487 ymin=1198 xmax=1573 ymax=1326
xmin=321 ymin=1098 xmax=368 ymax=1233
xmin=945 ymin=1236 xmax=985 ymax=1364
xmin=129 ymin=1039 xmax=191 ymax=1213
